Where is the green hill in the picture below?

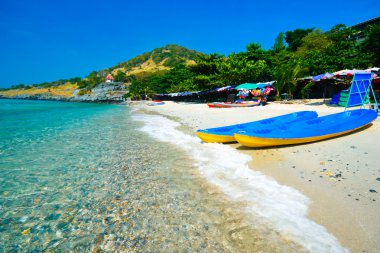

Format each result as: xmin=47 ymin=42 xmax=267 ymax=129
xmin=109 ymin=44 xmax=202 ymax=76
xmin=1 ymin=44 xmax=203 ymax=92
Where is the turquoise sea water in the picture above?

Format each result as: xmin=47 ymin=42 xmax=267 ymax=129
xmin=0 ymin=99 xmax=347 ymax=252
xmin=0 ymin=99 xmax=215 ymax=251
xmin=0 ymin=99 xmax=260 ymax=252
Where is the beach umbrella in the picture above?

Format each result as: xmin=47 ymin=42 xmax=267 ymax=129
xmin=312 ymin=73 xmax=334 ymax=81
xmin=257 ymin=81 xmax=275 ymax=89
xmin=311 ymin=73 xmax=335 ymax=100
xmin=235 ymin=83 xmax=259 ymax=90
xmin=235 ymin=82 xmax=274 ymax=90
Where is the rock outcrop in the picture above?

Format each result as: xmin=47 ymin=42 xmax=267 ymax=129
xmin=71 ymin=82 xmax=129 ymax=102
xmin=0 ymin=82 xmax=129 ymax=103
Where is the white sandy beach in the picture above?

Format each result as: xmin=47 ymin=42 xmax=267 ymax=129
xmin=139 ymin=100 xmax=380 ymax=253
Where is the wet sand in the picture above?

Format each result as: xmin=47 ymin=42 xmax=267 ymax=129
xmin=141 ymin=100 xmax=380 ymax=252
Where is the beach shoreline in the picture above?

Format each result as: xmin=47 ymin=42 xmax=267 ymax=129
xmin=140 ymin=100 xmax=380 ymax=253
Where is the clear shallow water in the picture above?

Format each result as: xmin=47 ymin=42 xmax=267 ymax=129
xmin=0 ymin=99 xmax=256 ymax=252
xmin=0 ymin=99 xmax=347 ymax=252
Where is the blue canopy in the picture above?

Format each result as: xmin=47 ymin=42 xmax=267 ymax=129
xmin=235 ymin=82 xmax=273 ymax=90
xmin=312 ymin=73 xmax=334 ymax=81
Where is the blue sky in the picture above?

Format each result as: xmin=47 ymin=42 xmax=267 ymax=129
xmin=0 ymin=0 xmax=378 ymax=88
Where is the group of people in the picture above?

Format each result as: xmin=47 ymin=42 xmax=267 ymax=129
xmin=237 ymin=86 xmax=274 ymax=102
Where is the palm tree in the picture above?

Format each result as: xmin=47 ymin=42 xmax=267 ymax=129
xmin=274 ymin=61 xmax=303 ymax=99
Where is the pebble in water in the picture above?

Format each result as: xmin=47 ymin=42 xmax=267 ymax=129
xmin=21 ymin=228 xmax=31 ymax=236
xmin=19 ymin=216 xmax=28 ymax=223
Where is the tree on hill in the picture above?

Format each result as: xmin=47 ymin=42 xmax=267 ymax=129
xmin=294 ymin=30 xmax=334 ymax=75
xmin=272 ymin=32 xmax=286 ymax=52
xmin=361 ymin=24 xmax=380 ymax=66
xmin=189 ymin=53 xmax=223 ymax=76
xmin=128 ymin=65 xmax=195 ymax=97
xmin=285 ymin=28 xmax=314 ymax=51
xmin=114 ymin=44 xmax=201 ymax=70
xmin=324 ymin=25 xmax=371 ymax=70
xmin=114 ymin=70 xmax=127 ymax=82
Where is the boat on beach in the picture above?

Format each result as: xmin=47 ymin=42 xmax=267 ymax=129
xmin=207 ymin=100 xmax=261 ymax=108
xmin=234 ymin=109 xmax=378 ymax=147
xmin=147 ymin=100 xmax=165 ymax=106
xmin=196 ymin=111 xmax=318 ymax=143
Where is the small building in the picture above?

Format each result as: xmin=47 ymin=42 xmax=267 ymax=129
xmin=105 ymin=74 xmax=114 ymax=83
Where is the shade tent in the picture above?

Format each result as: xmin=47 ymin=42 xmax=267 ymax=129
xmin=365 ymin=67 xmax=380 ymax=72
xmin=235 ymin=82 xmax=274 ymax=90
xmin=215 ymin=85 xmax=235 ymax=92
xmin=312 ymin=73 xmax=334 ymax=81
xmin=302 ymin=69 xmax=379 ymax=81
xmin=333 ymin=69 xmax=369 ymax=76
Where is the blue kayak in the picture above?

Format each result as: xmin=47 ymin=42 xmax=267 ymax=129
xmin=235 ymin=109 xmax=378 ymax=147
xmin=196 ymin=111 xmax=318 ymax=143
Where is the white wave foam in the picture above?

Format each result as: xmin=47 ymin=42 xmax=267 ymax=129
xmin=132 ymin=114 xmax=348 ymax=253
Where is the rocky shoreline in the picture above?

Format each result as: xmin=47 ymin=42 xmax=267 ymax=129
xmin=0 ymin=82 xmax=129 ymax=104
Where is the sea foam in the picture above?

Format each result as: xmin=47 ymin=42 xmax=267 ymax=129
xmin=133 ymin=114 xmax=349 ymax=253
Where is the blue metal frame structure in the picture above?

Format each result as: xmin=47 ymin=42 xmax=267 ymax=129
xmin=344 ymin=73 xmax=378 ymax=112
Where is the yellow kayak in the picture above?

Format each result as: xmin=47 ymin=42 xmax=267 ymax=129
xmin=196 ymin=111 xmax=318 ymax=143
xmin=234 ymin=109 xmax=377 ymax=147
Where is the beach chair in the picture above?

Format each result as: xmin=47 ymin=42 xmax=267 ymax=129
xmin=344 ymin=73 xmax=378 ymax=112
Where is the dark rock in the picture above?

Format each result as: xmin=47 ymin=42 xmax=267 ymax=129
xmin=104 ymin=216 xmax=112 ymax=223
xmin=31 ymin=236 xmax=39 ymax=243
xmin=56 ymin=222 xmax=69 ymax=230
xmin=45 ymin=213 xmax=61 ymax=221
xmin=369 ymin=189 xmax=377 ymax=193
xmin=36 ymin=224 xmax=52 ymax=234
